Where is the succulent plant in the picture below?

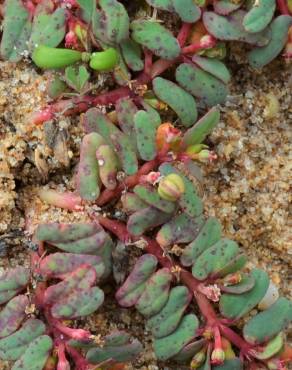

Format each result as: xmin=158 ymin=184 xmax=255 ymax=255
xmin=1 ymin=0 xmax=292 ymax=368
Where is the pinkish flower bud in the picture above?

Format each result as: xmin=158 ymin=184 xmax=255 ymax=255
xmin=223 ymin=272 xmax=242 ymax=286
xmin=200 ymin=34 xmax=216 ymax=49
xmin=211 ymin=348 xmax=225 ymax=365
xmin=140 ymin=171 xmax=161 ymax=185
xmin=198 ymin=284 xmax=221 ymax=302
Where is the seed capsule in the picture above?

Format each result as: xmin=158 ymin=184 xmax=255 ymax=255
xmin=158 ymin=174 xmax=185 ymax=201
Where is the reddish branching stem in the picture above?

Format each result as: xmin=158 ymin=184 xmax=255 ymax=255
xmin=65 ymin=345 xmax=91 ymax=370
xmin=177 ymin=22 xmax=193 ymax=47
xmin=144 ymin=48 xmax=153 ymax=75
xmin=277 ymin=0 xmax=290 ymax=14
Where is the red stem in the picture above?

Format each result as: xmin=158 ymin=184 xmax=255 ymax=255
xmin=65 ymin=345 xmax=91 ymax=370
xmin=144 ymin=49 xmax=153 ymax=75
xmin=277 ymin=0 xmax=290 ymax=14
xmin=177 ymin=22 xmax=193 ymax=47
xmin=182 ymin=36 xmax=216 ymax=55
xmin=220 ymin=325 xmax=253 ymax=355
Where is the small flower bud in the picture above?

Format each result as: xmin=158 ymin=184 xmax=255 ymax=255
xmin=158 ymin=174 xmax=185 ymax=201
xmin=156 ymin=123 xmax=182 ymax=151
xmin=211 ymin=348 xmax=225 ymax=365
xmin=223 ymin=272 xmax=242 ymax=286
xmin=140 ymin=171 xmax=161 ymax=185
xmin=190 ymin=349 xmax=206 ymax=369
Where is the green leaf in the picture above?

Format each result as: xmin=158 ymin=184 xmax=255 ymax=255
xmin=0 ymin=295 xmax=28 ymax=339
xmin=131 ymin=20 xmax=180 ymax=60
xmin=120 ymin=39 xmax=144 ymax=71
xmin=243 ymin=298 xmax=292 ymax=344
xmin=153 ymin=314 xmax=199 ymax=360
xmin=220 ymin=269 xmax=269 ymax=319
xmin=192 ymin=56 xmax=231 ymax=84
xmin=77 ymin=0 xmax=95 ymax=23
xmin=243 ymin=0 xmax=275 ymax=33
xmin=30 ymin=8 xmax=66 ymax=50
xmin=192 ymin=239 xmax=239 ymax=280
xmin=172 ymin=0 xmax=201 ymax=23
xmin=0 ymin=319 xmax=46 ymax=361
xmin=181 ymin=217 xmax=222 ymax=267
xmin=248 ymin=15 xmax=292 ymax=69
xmin=12 ymin=335 xmax=53 ymax=370
xmin=0 ymin=0 xmax=32 ymax=62
xmin=134 ymin=184 xmax=176 ymax=214
xmin=182 ymin=107 xmax=220 ymax=147
xmin=176 ymin=63 xmax=228 ymax=107
xmin=65 ymin=65 xmax=90 ymax=92
xmin=146 ymin=286 xmax=191 ymax=338
xmin=153 ymin=77 xmax=198 ymax=127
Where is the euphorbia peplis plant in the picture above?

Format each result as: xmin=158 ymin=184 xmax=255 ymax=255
xmin=1 ymin=0 xmax=292 ymax=369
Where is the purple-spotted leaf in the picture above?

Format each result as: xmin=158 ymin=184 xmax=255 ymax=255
xmin=44 ymin=265 xmax=96 ymax=305
xmin=0 ymin=295 xmax=28 ymax=339
xmin=39 ymin=253 xmax=105 ymax=279
xmin=135 ymin=268 xmax=172 ymax=317
xmin=116 ymin=254 xmax=158 ymax=307
xmin=153 ymin=314 xmax=199 ymax=361
xmin=153 ymin=77 xmax=198 ymax=127
xmin=11 ymin=335 xmax=53 ymax=370
xmin=120 ymin=39 xmax=144 ymax=71
xmin=127 ymin=206 xmax=173 ymax=236
xmin=131 ymin=20 xmax=181 ymax=60
xmin=172 ymin=339 xmax=206 ymax=363
xmin=51 ymin=286 xmax=104 ymax=319
xmin=192 ymin=56 xmax=231 ymax=84
xmin=156 ymin=213 xmax=204 ymax=247
xmin=146 ymin=286 xmax=192 ymax=338
xmin=0 ymin=267 xmax=30 ymax=305
xmin=214 ymin=0 xmax=242 ymax=15
xmin=0 ymin=319 xmax=46 ymax=361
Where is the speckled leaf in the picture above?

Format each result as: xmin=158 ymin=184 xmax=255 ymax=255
xmin=116 ymin=254 xmax=158 ymax=307
xmin=121 ymin=192 xmax=147 ymax=213
xmin=0 ymin=267 xmax=30 ymax=305
xmin=0 ymin=0 xmax=32 ymax=62
xmin=0 ymin=295 xmax=28 ymax=339
xmin=135 ymin=268 xmax=172 ymax=317
xmin=120 ymin=39 xmax=144 ymax=71
xmin=0 ymin=319 xmax=46 ymax=361
xmin=172 ymin=339 xmax=206 ymax=363
xmin=116 ymin=97 xmax=138 ymax=137
xmin=134 ymin=185 xmax=176 ymax=214
xmin=76 ymin=132 xmax=104 ymax=201
xmin=11 ymin=335 xmax=53 ymax=370
xmin=192 ymin=56 xmax=231 ymax=84
xmin=203 ymin=10 xmax=271 ymax=46
xmin=30 ymin=8 xmax=66 ymax=50
xmin=86 ymin=333 xmax=142 ymax=363
xmin=176 ymin=63 xmax=228 ymax=107
xmin=94 ymin=0 xmax=129 ymax=44
xmin=214 ymin=359 xmax=243 ymax=369
xmin=243 ymin=0 xmax=275 ymax=33
xmin=96 ymin=144 xmax=120 ymax=190
xmin=220 ymin=269 xmax=269 ymax=319
xmin=96 ymin=236 xmax=113 ymax=279
xmin=182 ymin=107 xmax=220 ymax=147
xmin=39 ymin=253 xmax=105 ymax=279
xmin=159 ymin=163 xmax=203 ymax=217
xmin=214 ymin=0 xmax=242 ymax=15
xmin=172 ymin=0 xmax=201 ymax=22
xmin=181 ymin=217 xmax=222 ymax=267
xmin=156 ymin=213 xmax=204 ymax=247
xmin=153 ymin=314 xmax=199 ymax=361
xmin=153 ymin=77 xmax=198 ymax=127
xmin=77 ymin=0 xmax=95 ymax=23
xmin=35 ymin=222 xmax=102 ymax=243
xmin=213 ymin=253 xmax=247 ymax=279
xmin=146 ymin=286 xmax=192 ymax=338
xmin=131 ymin=20 xmax=181 ymax=60
xmin=51 ymin=286 xmax=104 ymax=319
xmin=134 ymin=110 xmax=159 ymax=161
xmin=192 ymin=239 xmax=239 ymax=280
xmin=220 ymin=274 xmax=255 ymax=294
xmin=248 ymin=16 xmax=292 ymax=69
xmin=113 ymin=50 xmax=131 ymax=86
xmin=82 ymin=108 xmax=137 ymax=174
xmin=44 ymin=266 xmax=96 ymax=305
xmin=127 ymin=206 xmax=173 ymax=236
xmin=140 ymin=100 xmax=162 ymax=126
xmin=243 ymin=298 xmax=292 ymax=344
xmin=47 ymin=76 xmax=67 ymax=99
